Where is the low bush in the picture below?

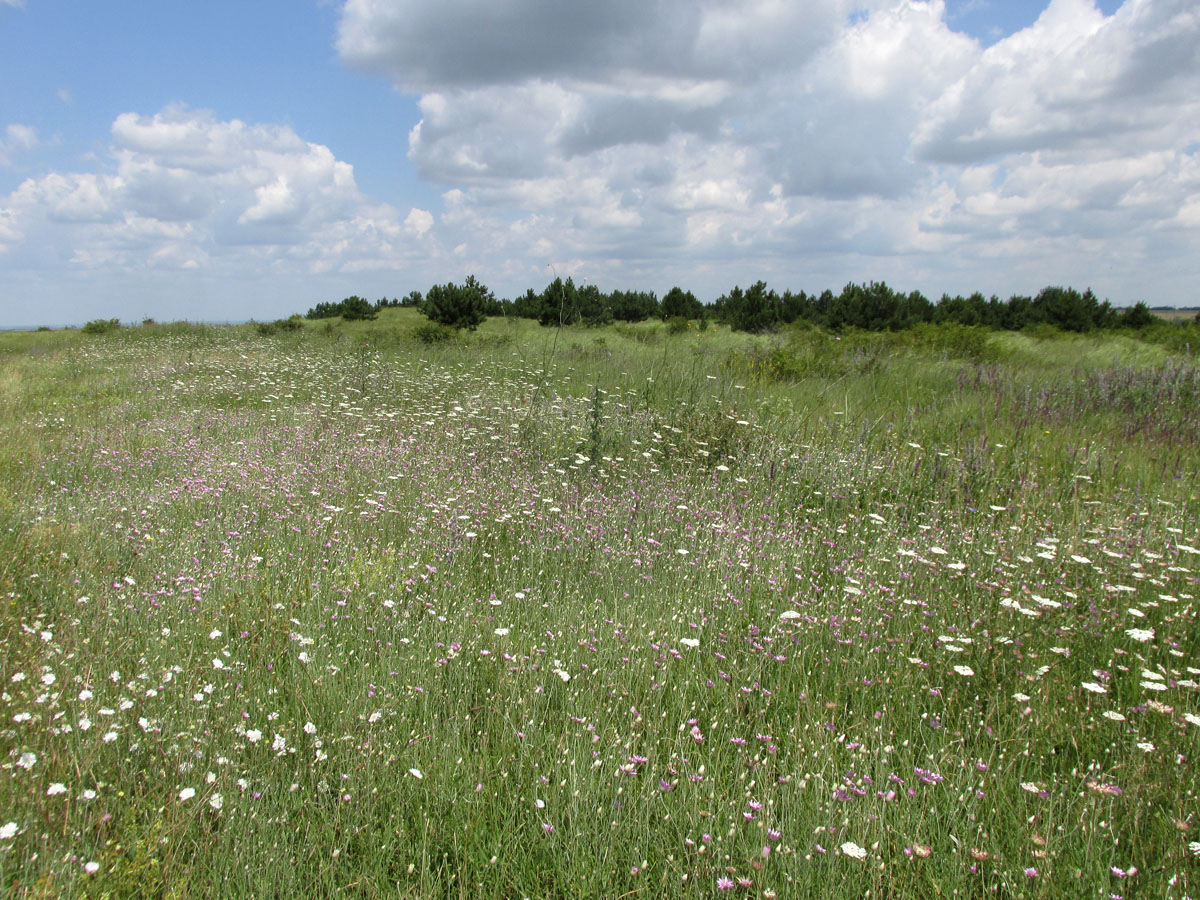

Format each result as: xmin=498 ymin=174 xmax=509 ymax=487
xmin=81 ymin=318 xmax=121 ymax=335
xmin=411 ymin=321 xmax=457 ymax=344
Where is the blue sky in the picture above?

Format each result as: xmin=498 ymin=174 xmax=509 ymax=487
xmin=1 ymin=0 xmax=1196 ymax=326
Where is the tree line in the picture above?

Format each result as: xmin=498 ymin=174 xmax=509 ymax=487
xmin=305 ymin=278 xmax=1173 ymax=334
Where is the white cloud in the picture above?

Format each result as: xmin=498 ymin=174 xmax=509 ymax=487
xmin=403 ymin=207 xmax=434 ymax=236
xmin=914 ymin=0 xmax=1200 ymax=164
xmin=0 ymin=123 xmax=38 ymax=166
xmin=0 ymin=106 xmax=427 ymax=277
xmin=333 ymin=0 xmax=1199 ymax=305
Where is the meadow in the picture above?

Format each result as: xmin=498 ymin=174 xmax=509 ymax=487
xmin=1 ymin=310 xmax=1198 ymax=898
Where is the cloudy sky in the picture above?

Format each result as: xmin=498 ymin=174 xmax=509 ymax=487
xmin=1 ymin=0 xmax=1197 ymax=327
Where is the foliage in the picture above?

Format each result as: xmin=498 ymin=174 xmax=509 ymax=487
xmin=423 ymin=275 xmax=492 ymax=330
xmin=661 ymin=286 xmax=702 ymax=321
xmin=665 ymin=315 xmax=690 ymax=335
xmin=254 ymin=314 xmax=305 ymax=336
xmin=81 ymin=318 xmax=121 ymax=334
xmin=410 ymin=321 xmax=457 ymax=344
xmin=304 ymin=296 xmax=378 ymax=321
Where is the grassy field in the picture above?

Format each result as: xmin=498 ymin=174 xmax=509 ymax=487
xmin=1 ymin=310 xmax=1198 ymax=898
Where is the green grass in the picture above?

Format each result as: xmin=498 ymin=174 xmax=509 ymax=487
xmin=1 ymin=315 xmax=1198 ymax=898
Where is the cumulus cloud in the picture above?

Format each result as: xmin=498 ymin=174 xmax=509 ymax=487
xmin=0 ymin=106 xmax=431 ymax=275
xmin=332 ymin=0 xmax=1199 ymax=303
xmin=914 ymin=0 xmax=1200 ymax=164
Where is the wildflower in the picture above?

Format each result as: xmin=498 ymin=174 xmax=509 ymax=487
xmin=716 ymin=876 xmax=735 ymax=890
xmin=408 ymin=768 xmax=423 ymax=779
xmin=1125 ymin=628 xmax=1154 ymax=643
xmin=17 ymin=752 xmax=36 ymax=770
xmin=209 ymin=793 xmax=223 ymax=810
xmin=245 ymin=729 xmax=262 ymax=743
xmin=953 ymin=665 xmax=975 ymax=677
xmin=46 ymin=783 xmax=67 ymax=796
xmin=179 ymin=788 xmax=195 ymax=801
xmin=840 ymin=841 xmax=868 ymax=859
xmin=84 ymin=862 xmax=100 ymax=875
xmin=1081 ymin=682 xmax=1108 ymax=694
xmin=0 ymin=822 xmax=17 ymax=840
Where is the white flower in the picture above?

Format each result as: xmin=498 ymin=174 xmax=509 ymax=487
xmin=209 ymin=793 xmax=223 ymax=810
xmin=0 ymin=822 xmax=17 ymax=840
xmin=494 ymin=628 xmax=510 ymax=636
xmin=41 ymin=672 xmax=55 ymax=686
xmin=179 ymin=787 xmax=195 ymax=801
xmin=46 ymin=783 xmax=67 ymax=796
xmin=1184 ymin=713 xmax=1200 ymax=727
xmin=212 ymin=658 xmax=225 ymax=669
xmin=103 ymin=731 xmax=118 ymax=743
xmin=554 ymin=669 xmax=571 ymax=682
xmin=17 ymin=752 xmax=36 ymax=770
xmin=1102 ymin=711 xmax=1127 ymax=722
xmin=84 ymin=861 xmax=100 ymax=875
xmin=778 ymin=610 xmax=802 ymax=621
xmin=209 ymin=629 xmax=222 ymax=640
xmin=840 ymin=841 xmax=868 ymax=859
xmin=1081 ymin=682 xmax=1108 ymax=694
xmin=245 ymin=729 xmax=262 ymax=743
xmin=408 ymin=768 xmax=423 ymax=779
xmin=680 ymin=638 xmax=700 ymax=649
xmin=297 ymin=652 xmax=310 ymax=664
xmin=304 ymin=721 xmax=317 ymax=735
xmin=953 ymin=665 xmax=975 ymax=677
xmin=1125 ymin=628 xmax=1155 ymax=643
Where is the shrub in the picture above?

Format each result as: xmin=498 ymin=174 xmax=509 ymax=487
xmin=411 ymin=322 xmax=456 ymax=344
xmin=424 ymin=276 xmax=492 ymax=330
xmin=305 ymin=297 xmax=378 ymax=321
xmin=81 ymin=318 xmax=121 ymax=335
xmin=255 ymin=315 xmax=304 ymax=336
xmin=666 ymin=316 xmax=690 ymax=335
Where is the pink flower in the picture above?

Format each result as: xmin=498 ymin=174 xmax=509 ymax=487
xmin=716 ymin=876 xmax=735 ymax=890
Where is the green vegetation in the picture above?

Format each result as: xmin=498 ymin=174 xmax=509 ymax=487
xmin=80 ymin=318 xmax=122 ymax=335
xmin=1 ymin=311 xmax=1197 ymax=898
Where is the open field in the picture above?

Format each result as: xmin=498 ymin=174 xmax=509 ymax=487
xmin=1 ymin=311 xmax=1198 ymax=898
xmin=1151 ymin=309 xmax=1200 ymax=324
